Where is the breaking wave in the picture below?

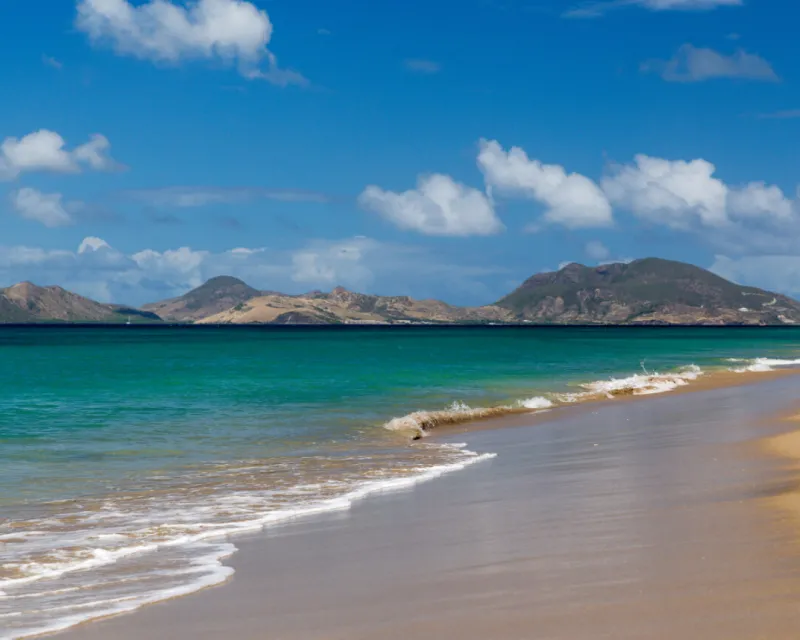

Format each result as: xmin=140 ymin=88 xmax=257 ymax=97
xmin=384 ymin=366 xmax=705 ymax=438
xmin=383 ymin=399 xmax=553 ymax=438
xmin=559 ymin=365 xmax=704 ymax=401
xmin=727 ymin=357 xmax=800 ymax=373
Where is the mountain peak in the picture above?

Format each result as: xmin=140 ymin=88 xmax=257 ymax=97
xmin=496 ymin=258 xmax=800 ymax=324
xmin=1 ymin=281 xmax=160 ymax=324
xmin=141 ymin=275 xmax=261 ymax=322
xmin=201 ymin=275 xmax=249 ymax=290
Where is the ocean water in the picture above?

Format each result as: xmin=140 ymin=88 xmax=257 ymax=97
xmin=2 ymin=325 xmax=800 ymax=638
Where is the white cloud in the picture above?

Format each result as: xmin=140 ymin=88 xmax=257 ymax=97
xmin=10 ymin=188 xmax=74 ymax=228
xmin=602 ymin=155 xmax=728 ymax=228
xmin=757 ymin=109 xmax=800 ymax=120
xmin=125 ymin=186 xmax=331 ymax=207
xmin=643 ymin=44 xmax=778 ymax=83
xmin=638 ymin=0 xmax=740 ymax=8
xmin=73 ymin=134 xmax=117 ymax=170
xmin=710 ymin=255 xmax=800 ymax=296
xmin=404 ymin=59 xmax=441 ymax=74
xmin=0 ymin=236 xmax=509 ymax=306
xmin=79 ymin=236 xmax=112 ymax=254
xmin=75 ymin=0 xmax=305 ymax=85
xmin=477 ymin=139 xmax=613 ymax=229
xmin=601 ymin=154 xmax=797 ymax=233
xmin=42 ymin=55 xmax=64 ymax=70
xmin=585 ymin=240 xmax=610 ymax=261
xmin=291 ymin=237 xmax=377 ymax=288
xmin=358 ymin=173 xmax=503 ymax=237
xmin=727 ymin=182 xmax=794 ymax=220
xmin=565 ymin=0 xmax=741 ymax=18
xmin=0 ymin=130 xmax=118 ymax=180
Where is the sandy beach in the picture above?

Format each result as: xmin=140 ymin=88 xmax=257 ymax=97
xmin=54 ymin=373 xmax=800 ymax=640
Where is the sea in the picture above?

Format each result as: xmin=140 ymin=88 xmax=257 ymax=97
xmin=2 ymin=325 xmax=800 ymax=639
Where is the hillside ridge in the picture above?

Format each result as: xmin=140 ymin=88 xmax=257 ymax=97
xmin=0 ymin=282 xmax=161 ymax=324
xmin=3 ymin=258 xmax=799 ymax=325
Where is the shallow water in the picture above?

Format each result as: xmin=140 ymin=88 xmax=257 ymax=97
xmin=3 ymin=325 xmax=800 ymax=638
xmin=56 ymin=375 xmax=800 ymax=640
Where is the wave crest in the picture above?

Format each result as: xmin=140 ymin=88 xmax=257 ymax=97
xmin=384 ymin=399 xmax=553 ymax=438
xmin=386 ymin=366 xmax=706 ymax=438
xmin=729 ymin=357 xmax=800 ymax=373
xmin=566 ymin=365 xmax=703 ymax=400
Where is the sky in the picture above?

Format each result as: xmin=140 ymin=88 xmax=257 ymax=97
xmin=1 ymin=0 xmax=799 ymax=306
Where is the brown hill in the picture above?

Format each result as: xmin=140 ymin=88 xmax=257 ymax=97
xmin=196 ymin=286 xmax=514 ymax=325
xmin=0 ymin=282 xmax=161 ymax=324
xmin=141 ymin=275 xmax=261 ymax=322
xmin=5 ymin=257 xmax=799 ymax=326
xmin=496 ymin=258 xmax=800 ymax=325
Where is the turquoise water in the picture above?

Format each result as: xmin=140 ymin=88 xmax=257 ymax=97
xmin=3 ymin=326 xmax=800 ymax=638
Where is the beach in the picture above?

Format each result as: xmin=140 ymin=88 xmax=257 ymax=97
xmin=55 ymin=373 xmax=800 ymax=640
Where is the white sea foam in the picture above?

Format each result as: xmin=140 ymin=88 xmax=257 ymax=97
xmin=383 ymin=366 xmax=708 ymax=437
xmin=581 ymin=365 xmax=702 ymax=397
xmin=553 ymin=365 xmax=703 ymax=403
xmin=1 ymin=444 xmax=495 ymax=640
xmin=518 ymin=397 xmax=554 ymax=410
xmin=729 ymin=357 xmax=800 ymax=373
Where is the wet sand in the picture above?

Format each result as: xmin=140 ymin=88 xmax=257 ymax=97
xmin=58 ymin=375 xmax=800 ymax=640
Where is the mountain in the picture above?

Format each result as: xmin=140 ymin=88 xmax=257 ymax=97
xmin=196 ymin=286 xmax=515 ymax=325
xmin=141 ymin=276 xmax=261 ymax=322
xmin=496 ymin=258 xmax=800 ymax=325
xmin=0 ymin=282 xmax=162 ymax=324
xmin=5 ymin=258 xmax=799 ymax=326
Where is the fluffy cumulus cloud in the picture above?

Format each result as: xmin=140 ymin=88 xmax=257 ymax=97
xmin=602 ymin=155 xmax=728 ymax=228
xmin=10 ymin=188 xmax=75 ymax=228
xmin=477 ymin=139 xmax=613 ymax=229
xmin=643 ymin=45 xmax=779 ymax=83
xmin=565 ymin=0 xmax=740 ymax=17
xmin=359 ymin=139 xmax=799 ymax=254
xmin=0 ymin=236 xmax=508 ymax=306
xmin=0 ymin=130 xmax=117 ymax=180
xmin=727 ymin=182 xmax=795 ymax=220
xmin=75 ymin=0 xmax=305 ymax=85
xmin=358 ymin=174 xmax=503 ymax=237
xmin=601 ymin=155 xmax=797 ymax=234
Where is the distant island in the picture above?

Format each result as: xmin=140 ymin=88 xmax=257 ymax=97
xmin=3 ymin=258 xmax=800 ymax=326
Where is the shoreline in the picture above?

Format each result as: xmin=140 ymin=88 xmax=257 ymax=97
xmin=408 ymin=365 xmax=800 ymax=440
xmin=55 ymin=373 xmax=800 ymax=640
xmin=5 ymin=364 xmax=800 ymax=640
xmin=7 ymin=323 xmax=800 ymax=328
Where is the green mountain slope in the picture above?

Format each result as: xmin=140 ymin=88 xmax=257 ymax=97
xmin=496 ymin=258 xmax=800 ymax=325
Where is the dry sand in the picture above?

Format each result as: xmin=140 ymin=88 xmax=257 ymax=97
xmin=56 ymin=374 xmax=800 ymax=640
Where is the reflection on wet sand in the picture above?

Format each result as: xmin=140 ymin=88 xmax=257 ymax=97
xmin=60 ymin=375 xmax=800 ymax=640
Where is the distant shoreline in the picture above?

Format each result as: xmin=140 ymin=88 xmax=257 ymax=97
xmin=3 ymin=323 xmax=800 ymax=329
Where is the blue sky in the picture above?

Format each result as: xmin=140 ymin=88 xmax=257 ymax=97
xmin=1 ymin=0 xmax=799 ymax=305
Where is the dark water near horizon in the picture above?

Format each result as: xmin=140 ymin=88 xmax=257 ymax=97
xmin=3 ymin=326 xmax=800 ymax=638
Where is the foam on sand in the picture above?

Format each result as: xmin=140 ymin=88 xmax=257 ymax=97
xmin=569 ymin=365 xmax=703 ymax=400
xmin=1 ymin=443 xmax=495 ymax=640
xmin=728 ymin=358 xmax=800 ymax=373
